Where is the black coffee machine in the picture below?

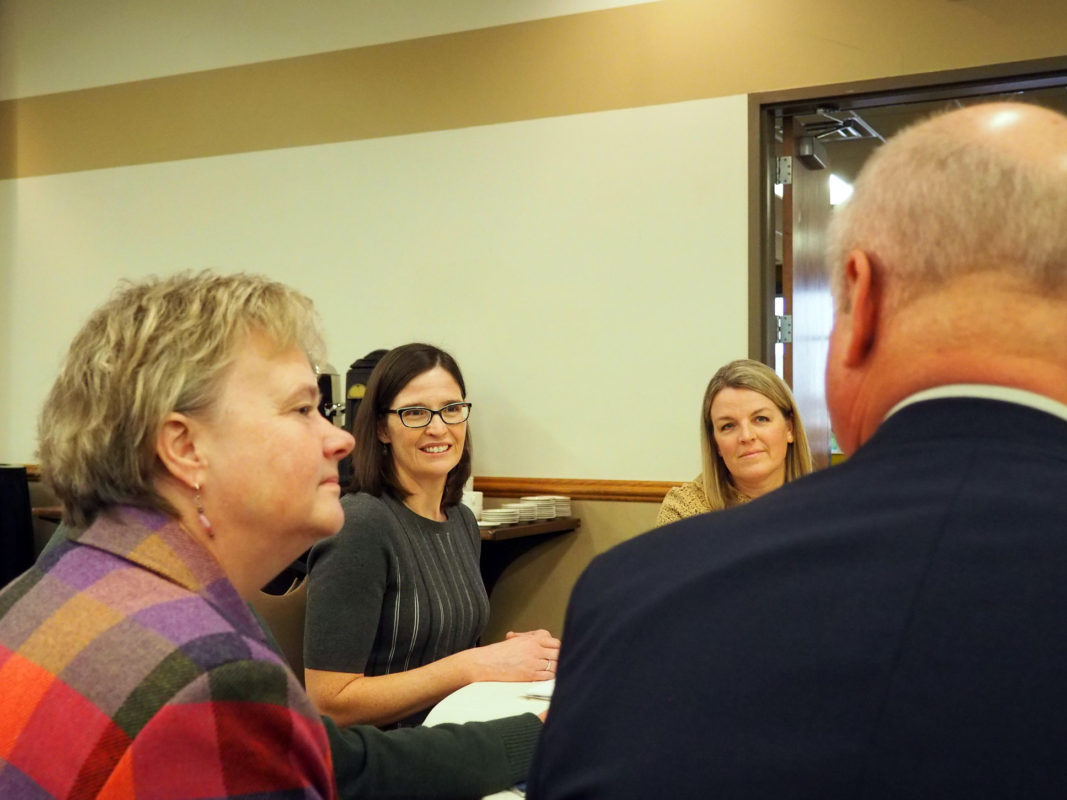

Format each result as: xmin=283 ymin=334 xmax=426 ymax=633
xmin=316 ymin=363 xmax=345 ymax=427
xmin=337 ymin=349 xmax=389 ymax=488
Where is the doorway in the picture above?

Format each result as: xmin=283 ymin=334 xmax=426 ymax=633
xmin=752 ymin=58 xmax=1067 ymax=468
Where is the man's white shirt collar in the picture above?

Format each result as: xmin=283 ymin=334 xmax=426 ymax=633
xmin=885 ymin=384 xmax=1067 ymax=426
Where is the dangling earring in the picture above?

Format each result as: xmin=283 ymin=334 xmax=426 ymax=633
xmin=193 ymin=483 xmax=213 ymax=537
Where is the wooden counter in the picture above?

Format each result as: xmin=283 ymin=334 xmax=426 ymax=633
xmin=479 ymin=515 xmax=581 ymax=541
xmin=33 ymin=506 xmax=63 ymax=523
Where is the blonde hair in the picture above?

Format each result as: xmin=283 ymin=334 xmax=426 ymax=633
xmin=699 ymin=359 xmax=813 ymax=510
xmin=38 ymin=271 xmax=325 ymax=527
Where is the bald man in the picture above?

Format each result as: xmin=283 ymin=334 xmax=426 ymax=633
xmin=528 ymin=102 xmax=1067 ymax=799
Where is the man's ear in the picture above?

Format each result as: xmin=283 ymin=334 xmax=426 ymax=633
xmin=841 ymin=249 xmax=879 ymax=367
xmin=156 ymin=412 xmax=205 ymax=487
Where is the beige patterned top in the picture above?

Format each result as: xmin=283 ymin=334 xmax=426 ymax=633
xmin=655 ymin=475 xmax=712 ymax=526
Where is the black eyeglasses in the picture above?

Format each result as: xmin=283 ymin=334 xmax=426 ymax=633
xmin=386 ymin=402 xmax=472 ymax=429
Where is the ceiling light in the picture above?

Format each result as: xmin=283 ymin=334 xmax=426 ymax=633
xmin=829 ymin=174 xmax=853 ymax=206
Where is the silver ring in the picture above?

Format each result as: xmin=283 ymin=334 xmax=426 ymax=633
xmin=545 ymin=658 xmax=552 ymax=672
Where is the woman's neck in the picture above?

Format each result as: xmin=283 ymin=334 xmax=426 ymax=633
xmin=730 ymin=471 xmax=785 ymax=503
xmin=399 ymin=479 xmax=448 ymax=521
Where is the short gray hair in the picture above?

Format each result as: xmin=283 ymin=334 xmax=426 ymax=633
xmin=38 ymin=271 xmax=325 ymax=527
xmin=827 ymin=102 xmax=1067 ymax=312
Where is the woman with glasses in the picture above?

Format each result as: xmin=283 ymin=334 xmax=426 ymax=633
xmin=304 ymin=343 xmax=559 ymax=729
xmin=657 ymin=359 xmax=814 ymax=526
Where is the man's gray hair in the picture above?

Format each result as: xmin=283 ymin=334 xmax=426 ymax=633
xmin=827 ymin=102 xmax=1067 ymax=312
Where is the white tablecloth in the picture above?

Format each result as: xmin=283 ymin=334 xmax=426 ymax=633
xmin=425 ymin=679 xmax=554 ymax=798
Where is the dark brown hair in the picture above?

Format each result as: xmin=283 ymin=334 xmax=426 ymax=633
xmin=348 ymin=343 xmax=472 ymax=508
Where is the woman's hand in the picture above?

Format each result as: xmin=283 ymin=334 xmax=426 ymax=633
xmin=465 ymin=629 xmax=561 ymax=682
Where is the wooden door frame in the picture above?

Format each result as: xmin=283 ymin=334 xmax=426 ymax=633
xmin=747 ymin=54 xmax=1067 ymax=367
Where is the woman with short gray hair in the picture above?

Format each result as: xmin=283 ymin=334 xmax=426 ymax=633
xmin=2 ymin=271 xmax=348 ymax=797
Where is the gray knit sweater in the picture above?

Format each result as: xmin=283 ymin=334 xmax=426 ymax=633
xmin=305 ymin=492 xmax=490 ymax=727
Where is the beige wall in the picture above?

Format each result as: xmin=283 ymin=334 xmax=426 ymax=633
xmin=0 ymin=94 xmax=750 ymax=479
xmin=6 ymin=0 xmax=1067 ymax=632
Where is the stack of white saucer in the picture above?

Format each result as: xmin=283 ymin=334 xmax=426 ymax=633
xmin=501 ymin=501 xmax=539 ymax=522
xmin=515 ymin=495 xmax=573 ymax=518
xmin=547 ymin=495 xmax=572 ymax=517
xmin=520 ymin=496 xmax=560 ymax=520
xmin=479 ymin=507 xmax=520 ymax=527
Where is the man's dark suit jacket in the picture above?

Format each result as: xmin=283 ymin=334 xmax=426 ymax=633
xmin=529 ymin=398 xmax=1067 ymax=799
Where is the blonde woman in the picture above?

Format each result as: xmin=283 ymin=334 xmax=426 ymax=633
xmin=0 ymin=274 xmax=544 ymax=799
xmin=657 ymin=359 xmax=813 ymax=525
xmin=0 ymin=272 xmax=348 ymax=797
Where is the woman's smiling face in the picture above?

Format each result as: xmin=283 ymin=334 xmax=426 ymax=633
xmin=378 ymin=365 xmax=467 ymax=494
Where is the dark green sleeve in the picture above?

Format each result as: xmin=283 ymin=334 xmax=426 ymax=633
xmin=252 ymin=596 xmax=543 ymax=799
xmin=323 ymin=711 xmax=543 ymax=799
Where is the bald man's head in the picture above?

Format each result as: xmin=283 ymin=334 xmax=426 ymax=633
xmin=827 ymin=102 xmax=1067 ymax=313
xmin=824 ymin=102 xmax=1067 ymax=454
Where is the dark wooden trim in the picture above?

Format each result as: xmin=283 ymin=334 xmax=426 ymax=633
xmin=748 ymin=92 xmax=776 ymax=365
xmin=473 ymin=476 xmax=675 ymax=502
xmin=750 ymin=55 xmax=1067 ymax=115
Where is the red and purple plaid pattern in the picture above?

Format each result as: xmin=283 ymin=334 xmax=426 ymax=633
xmin=0 ymin=507 xmax=335 ymax=798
